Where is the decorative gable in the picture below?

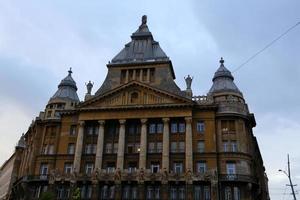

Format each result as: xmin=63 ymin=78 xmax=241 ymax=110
xmin=80 ymin=82 xmax=192 ymax=109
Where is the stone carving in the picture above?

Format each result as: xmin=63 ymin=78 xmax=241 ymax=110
xmin=161 ymin=168 xmax=168 ymax=184
xmin=185 ymin=169 xmax=193 ymax=183
xmin=138 ymin=168 xmax=145 ymax=183
xmin=184 ymin=75 xmax=193 ymax=90
xmin=114 ymin=168 xmax=122 ymax=182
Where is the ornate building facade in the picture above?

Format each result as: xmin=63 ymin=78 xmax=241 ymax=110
xmin=9 ymin=16 xmax=269 ymax=200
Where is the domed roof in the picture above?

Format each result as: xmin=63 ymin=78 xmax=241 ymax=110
xmin=49 ymin=68 xmax=80 ymax=102
xmin=208 ymin=58 xmax=242 ymax=95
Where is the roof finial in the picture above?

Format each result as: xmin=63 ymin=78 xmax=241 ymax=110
xmin=220 ymin=57 xmax=224 ymax=64
xmin=68 ymin=67 xmax=72 ymax=75
xmin=142 ymin=15 xmax=147 ymax=25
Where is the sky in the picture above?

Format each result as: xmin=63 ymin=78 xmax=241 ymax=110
xmin=0 ymin=0 xmax=299 ymax=199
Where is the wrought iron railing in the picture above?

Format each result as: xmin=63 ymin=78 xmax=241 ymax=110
xmin=219 ymin=174 xmax=256 ymax=183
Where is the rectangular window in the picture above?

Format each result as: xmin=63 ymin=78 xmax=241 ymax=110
xmin=127 ymin=143 xmax=134 ymax=153
xmin=64 ymin=163 xmax=73 ymax=174
xmin=171 ymin=123 xmax=177 ymax=133
xmin=178 ymin=141 xmax=185 ymax=153
xmin=223 ymin=141 xmax=229 ymax=152
xmin=81 ymin=185 xmax=92 ymax=199
xmin=67 ymin=143 xmax=75 ymax=154
xmin=40 ymin=163 xmax=48 ymax=175
xmin=113 ymin=143 xmax=118 ymax=153
xmin=204 ymin=186 xmax=210 ymax=200
xmin=87 ymin=126 xmax=94 ymax=135
xmin=171 ymin=142 xmax=177 ymax=153
xmin=85 ymin=163 xmax=94 ymax=175
xmin=42 ymin=145 xmax=47 ymax=154
xmin=127 ymin=162 xmax=137 ymax=173
xmin=234 ymin=187 xmax=240 ymax=200
xmin=149 ymin=124 xmax=156 ymax=134
xmin=105 ymin=143 xmax=112 ymax=154
xmin=70 ymin=125 xmax=76 ymax=135
xmin=232 ymin=141 xmax=238 ymax=152
xmin=85 ymin=144 xmax=92 ymax=154
xmin=197 ymin=161 xmax=206 ymax=173
xmin=148 ymin=142 xmax=155 ymax=153
xmin=178 ymin=123 xmax=185 ymax=133
xmin=197 ymin=141 xmax=205 ymax=153
xmin=157 ymin=142 xmax=163 ymax=153
xmin=106 ymin=162 xmax=115 ymax=173
xmin=197 ymin=121 xmax=205 ymax=133
xmin=226 ymin=162 xmax=236 ymax=174
xmin=173 ymin=162 xmax=183 ymax=173
xmin=157 ymin=123 xmax=163 ymax=133
xmin=151 ymin=162 xmax=160 ymax=173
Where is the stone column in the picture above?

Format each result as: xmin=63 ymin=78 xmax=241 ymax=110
xmin=139 ymin=119 xmax=147 ymax=170
xmin=95 ymin=120 xmax=105 ymax=170
xmin=147 ymin=68 xmax=150 ymax=82
xmin=125 ymin=70 xmax=129 ymax=83
xmin=185 ymin=117 xmax=193 ymax=172
xmin=162 ymin=118 xmax=170 ymax=171
xmin=117 ymin=119 xmax=126 ymax=170
xmin=74 ymin=121 xmax=85 ymax=173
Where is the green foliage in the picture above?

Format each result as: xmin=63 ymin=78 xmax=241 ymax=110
xmin=72 ymin=187 xmax=81 ymax=200
xmin=39 ymin=191 xmax=55 ymax=200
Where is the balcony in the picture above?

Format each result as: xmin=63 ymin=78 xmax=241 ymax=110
xmin=219 ymin=174 xmax=257 ymax=183
xmin=23 ymin=175 xmax=49 ymax=182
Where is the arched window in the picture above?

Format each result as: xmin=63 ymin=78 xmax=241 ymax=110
xmin=130 ymin=92 xmax=139 ymax=104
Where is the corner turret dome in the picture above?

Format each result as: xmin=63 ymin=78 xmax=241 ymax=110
xmin=208 ymin=58 xmax=242 ymax=95
xmin=49 ymin=68 xmax=80 ymax=103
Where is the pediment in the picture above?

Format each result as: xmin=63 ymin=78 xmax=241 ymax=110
xmin=80 ymin=81 xmax=192 ymax=109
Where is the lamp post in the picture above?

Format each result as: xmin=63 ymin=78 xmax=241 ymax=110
xmin=279 ymin=154 xmax=297 ymax=200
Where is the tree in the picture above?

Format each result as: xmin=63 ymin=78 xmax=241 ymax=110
xmin=39 ymin=191 xmax=55 ymax=200
xmin=72 ymin=187 xmax=81 ymax=200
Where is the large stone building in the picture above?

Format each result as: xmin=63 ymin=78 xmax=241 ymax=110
xmin=9 ymin=16 xmax=269 ymax=200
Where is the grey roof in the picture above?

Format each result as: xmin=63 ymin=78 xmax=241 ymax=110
xmin=49 ymin=69 xmax=80 ymax=102
xmin=208 ymin=58 xmax=242 ymax=95
xmin=111 ymin=15 xmax=169 ymax=64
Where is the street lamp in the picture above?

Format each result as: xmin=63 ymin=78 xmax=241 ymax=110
xmin=278 ymin=154 xmax=297 ymax=200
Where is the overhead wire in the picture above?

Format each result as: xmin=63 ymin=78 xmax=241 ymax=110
xmin=232 ymin=21 xmax=300 ymax=73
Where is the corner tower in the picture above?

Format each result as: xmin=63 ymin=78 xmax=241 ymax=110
xmin=44 ymin=68 xmax=79 ymax=119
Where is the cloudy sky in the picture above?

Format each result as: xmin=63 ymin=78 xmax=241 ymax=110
xmin=0 ymin=0 xmax=299 ymax=199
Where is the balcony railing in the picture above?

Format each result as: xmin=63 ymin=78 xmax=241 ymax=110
xmin=23 ymin=175 xmax=49 ymax=181
xmin=219 ymin=174 xmax=257 ymax=183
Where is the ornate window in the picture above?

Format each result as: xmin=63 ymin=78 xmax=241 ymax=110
xmin=196 ymin=161 xmax=207 ymax=173
xmin=196 ymin=121 xmax=205 ymax=133
xmin=64 ymin=163 xmax=73 ymax=174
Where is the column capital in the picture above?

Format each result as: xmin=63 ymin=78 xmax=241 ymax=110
xmin=140 ymin=118 xmax=147 ymax=124
xmin=98 ymin=120 xmax=105 ymax=126
xmin=185 ymin=117 xmax=193 ymax=123
xmin=162 ymin=118 xmax=170 ymax=123
xmin=79 ymin=121 xmax=85 ymax=127
xmin=119 ymin=119 xmax=126 ymax=125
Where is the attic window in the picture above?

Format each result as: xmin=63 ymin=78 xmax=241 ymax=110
xmin=130 ymin=92 xmax=139 ymax=104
